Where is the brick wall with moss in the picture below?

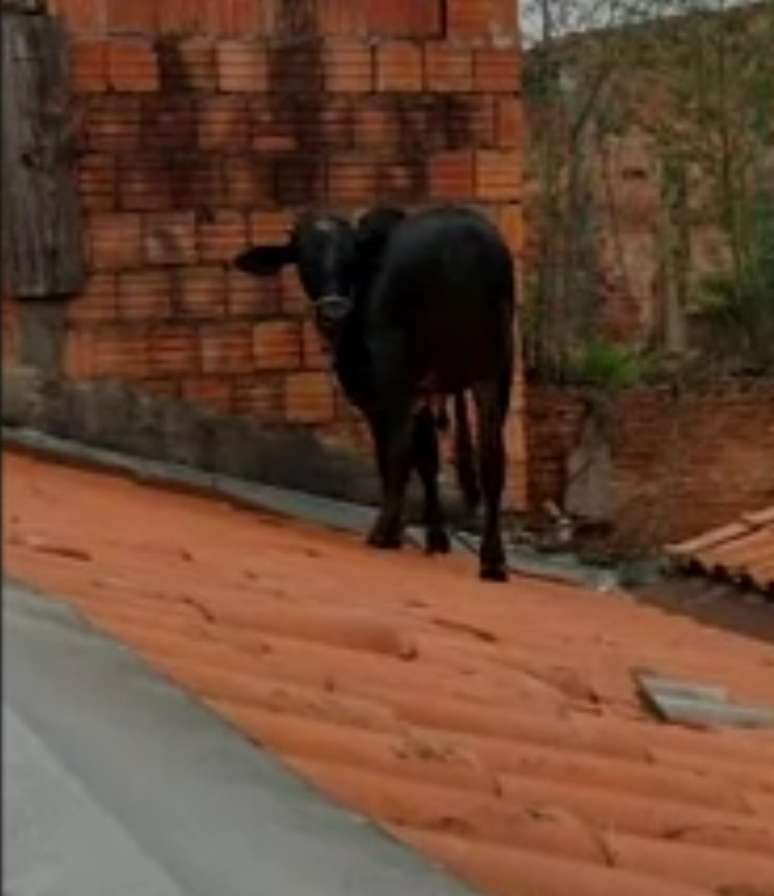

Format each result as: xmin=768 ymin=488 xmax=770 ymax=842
xmin=3 ymin=0 xmax=527 ymax=509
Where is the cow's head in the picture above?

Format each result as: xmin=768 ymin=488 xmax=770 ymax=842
xmin=233 ymin=207 xmax=406 ymax=340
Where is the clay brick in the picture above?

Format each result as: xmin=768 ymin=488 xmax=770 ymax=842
xmin=424 ymin=44 xmax=472 ymax=93
xmin=497 ymin=96 xmax=524 ymax=148
xmin=200 ymin=322 xmax=254 ymax=375
xmin=142 ymin=96 xmax=197 ymax=151
xmin=67 ymin=274 xmax=118 ymax=323
xmin=252 ymin=134 xmax=297 ymax=152
xmin=249 ymin=97 xmax=297 ymax=152
xmin=274 ymin=158 xmax=326 ymax=207
xmin=317 ymin=0 xmax=367 ymax=36
xmin=88 ymin=212 xmax=143 ymax=271
xmin=50 ymin=0 xmax=103 ymax=34
xmin=365 ymin=0 xmax=441 ymax=36
xmin=117 ymin=270 xmax=173 ymax=321
xmin=173 ymin=266 xmax=227 ymax=319
xmin=169 ymin=156 xmax=224 ymax=208
xmin=148 ymin=324 xmax=198 ymax=376
xmin=200 ymin=0 xmax=265 ymax=37
xmin=497 ymin=203 xmax=524 ymax=257
xmin=182 ymin=376 xmax=233 ymax=414
xmin=199 ymin=210 xmax=248 ymax=263
xmin=142 ymin=378 xmax=180 ymax=400
xmin=86 ymin=95 xmax=142 ymax=152
xmin=446 ymin=0 xmax=518 ymax=42
xmin=449 ymin=95 xmax=496 ymax=148
xmin=106 ymin=0 xmax=156 ymax=34
xmin=317 ymin=98 xmax=356 ymax=150
xmin=269 ymin=43 xmax=325 ymax=94
xmin=71 ymin=40 xmax=108 ymax=92
xmin=476 ymin=149 xmax=521 ymax=201
xmin=285 ymin=372 xmax=335 ymax=424
xmin=108 ymin=40 xmax=159 ymax=92
xmin=328 ymin=159 xmax=376 ymax=203
xmin=378 ymin=163 xmax=422 ymax=201
xmin=284 ymin=95 xmax=354 ymax=151
xmin=157 ymin=39 xmax=217 ymax=92
xmin=224 ymin=155 xmax=273 ymax=208
xmin=198 ymin=96 xmax=249 ymax=150
xmin=217 ymin=41 xmax=269 ymax=92
xmin=144 ymin=211 xmax=198 ymax=266
xmin=118 ymin=154 xmax=172 ymax=211
xmin=376 ymin=42 xmax=423 ymax=92
xmin=353 ymin=99 xmax=401 ymax=153
xmin=157 ymin=0 xmax=204 ymax=35
xmin=430 ymin=150 xmax=474 ymax=200
xmin=302 ymin=320 xmax=329 ymax=370
xmin=247 ymin=210 xmax=291 ymax=246
xmin=232 ymin=376 xmax=284 ymax=420
xmin=64 ymin=328 xmax=94 ymax=379
xmin=324 ymin=42 xmax=372 ymax=93
xmin=92 ymin=325 xmax=150 ymax=378
xmin=253 ymin=320 xmax=301 ymax=371
xmin=78 ymin=154 xmax=116 ymax=211
xmin=227 ymin=269 xmax=282 ymax=318
xmin=280 ymin=268 xmax=307 ymax=314
xmin=474 ymin=48 xmax=521 ymax=93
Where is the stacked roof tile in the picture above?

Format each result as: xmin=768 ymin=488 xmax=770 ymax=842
xmin=667 ymin=506 xmax=774 ymax=594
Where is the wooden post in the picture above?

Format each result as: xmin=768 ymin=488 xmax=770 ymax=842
xmin=1 ymin=6 xmax=85 ymax=298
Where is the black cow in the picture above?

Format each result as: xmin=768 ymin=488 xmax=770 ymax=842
xmin=234 ymin=205 xmax=515 ymax=581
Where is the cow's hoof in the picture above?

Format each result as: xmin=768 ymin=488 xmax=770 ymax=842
xmin=425 ymin=528 xmax=451 ymax=555
xmin=367 ymin=529 xmax=403 ymax=550
xmin=480 ymin=564 xmax=508 ymax=583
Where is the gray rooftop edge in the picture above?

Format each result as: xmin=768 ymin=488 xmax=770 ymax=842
xmin=3 ymin=579 xmax=480 ymax=896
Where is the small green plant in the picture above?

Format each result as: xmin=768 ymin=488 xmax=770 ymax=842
xmin=567 ymin=340 xmax=646 ymax=391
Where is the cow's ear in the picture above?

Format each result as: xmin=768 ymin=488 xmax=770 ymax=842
xmin=233 ymin=243 xmax=296 ymax=277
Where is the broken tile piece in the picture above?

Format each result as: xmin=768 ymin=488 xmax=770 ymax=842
xmin=636 ymin=672 xmax=774 ymax=730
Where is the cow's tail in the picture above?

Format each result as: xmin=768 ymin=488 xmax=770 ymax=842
xmin=453 ymin=391 xmax=480 ymax=516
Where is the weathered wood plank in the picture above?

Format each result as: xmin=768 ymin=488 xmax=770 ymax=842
xmin=2 ymin=10 xmax=85 ymax=298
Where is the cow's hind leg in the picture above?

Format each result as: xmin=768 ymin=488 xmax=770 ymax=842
xmin=413 ymin=406 xmax=450 ymax=555
xmin=472 ymin=377 xmax=510 ymax=582
xmin=367 ymin=401 xmax=414 ymax=550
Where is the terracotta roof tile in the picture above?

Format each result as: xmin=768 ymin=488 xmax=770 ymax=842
xmin=603 ymin=832 xmax=774 ymax=893
xmin=5 ymin=447 xmax=774 ymax=896
xmin=396 ymin=830 xmax=714 ymax=896
xmin=668 ymin=505 xmax=774 ymax=592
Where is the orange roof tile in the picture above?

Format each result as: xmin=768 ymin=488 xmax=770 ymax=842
xmin=5 ymin=447 xmax=774 ymax=896
xmin=667 ymin=506 xmax=774 ymax=593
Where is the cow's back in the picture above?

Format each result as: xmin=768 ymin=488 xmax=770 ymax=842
xmin=368 ymin=206 xmax=515 ymax=391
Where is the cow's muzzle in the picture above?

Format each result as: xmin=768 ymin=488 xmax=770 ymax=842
xmin=316 ymin=295 xmax=354 ymax=328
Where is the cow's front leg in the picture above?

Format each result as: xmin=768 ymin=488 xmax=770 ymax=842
xmin=367 ymin=404 xmax=413 ymax=550
xmin=412 ymin=406 xmax=450 ymax=555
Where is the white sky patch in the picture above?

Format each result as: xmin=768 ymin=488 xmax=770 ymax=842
xmin=519 ymin=0 xmax=761 ymax=45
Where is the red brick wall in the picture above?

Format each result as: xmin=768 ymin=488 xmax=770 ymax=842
xmin=526 ymin=382 xmax=774 ymax=547
xmin=4 ymin=0 xmax=526 ymax=507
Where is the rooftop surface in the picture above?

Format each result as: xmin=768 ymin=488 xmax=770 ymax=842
xmin=5 ymin=447 xmax=774 ymax=896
